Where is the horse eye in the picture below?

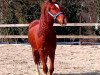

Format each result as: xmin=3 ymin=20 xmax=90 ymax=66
xmin=52 ymin=7 xmax=56 ymax=10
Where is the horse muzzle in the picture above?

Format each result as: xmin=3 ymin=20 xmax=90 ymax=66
xmin=57 ymin=14 xmax=67 ymax=26
xmin=48 ymin=11 xmax=67 ymax=25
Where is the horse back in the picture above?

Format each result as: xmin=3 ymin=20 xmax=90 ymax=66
xmin=29 ymin=20 xmax=40 ymax=29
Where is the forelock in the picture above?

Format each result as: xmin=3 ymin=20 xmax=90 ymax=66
xmin=54 ymin=4 xmax=59 ymax=9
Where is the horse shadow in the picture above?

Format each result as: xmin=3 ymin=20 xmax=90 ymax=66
xmin=53 ymin=72 xmax=100 ymax=75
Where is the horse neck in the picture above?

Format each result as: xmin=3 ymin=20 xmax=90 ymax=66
xmin=39 ymin=15 xmax=54 ymax=32
xmin=39 ymin=1 xmax=54 ymax=34
xmin=39 ymin=3 xmax=54 ymax=32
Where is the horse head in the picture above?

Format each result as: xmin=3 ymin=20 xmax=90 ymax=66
xmin=45 ymin=0 xmax=67 ymax=25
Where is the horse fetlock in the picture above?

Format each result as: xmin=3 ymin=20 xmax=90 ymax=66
xmin=43 ymin=65 xmax=48 ymax=74
xmin=36 ymin=65 xmax=41 ymax=75
xmin=50 ymin=67 xmax=54 ymax=75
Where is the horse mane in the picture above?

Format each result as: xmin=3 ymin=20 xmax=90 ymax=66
xmin=40 ymin=1 xmax=50 ymax=23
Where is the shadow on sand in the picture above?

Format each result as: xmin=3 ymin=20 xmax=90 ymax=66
xmin=53 ymin=72 xmax=100 ymax=75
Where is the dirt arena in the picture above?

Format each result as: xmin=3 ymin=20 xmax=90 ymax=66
xmin=0 ymin=44 xmax=100 ymax=75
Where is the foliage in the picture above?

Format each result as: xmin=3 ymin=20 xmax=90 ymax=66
xmin=0 ymin=0 xmax=100 ymax=43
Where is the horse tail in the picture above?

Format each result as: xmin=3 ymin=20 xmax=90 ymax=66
xmin=33 ymin=50 xmax=40 ymax=65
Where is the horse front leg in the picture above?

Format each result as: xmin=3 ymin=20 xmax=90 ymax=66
xmin=49 ymin=51 xmax=55 ymax=75
xmin=39 ymin=48 xmax=48 ymax=75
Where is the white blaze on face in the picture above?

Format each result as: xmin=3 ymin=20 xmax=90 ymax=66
xmin=54 ymin=4 xmax=60 ymax=9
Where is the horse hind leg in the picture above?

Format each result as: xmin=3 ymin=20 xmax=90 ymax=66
xmin=32 ymin=49 xmax=40 ymax=64
xmin=32 ymin=49 xmax=40 ymax=75
xmin=36 ymin=64 xmax=40 ymax=75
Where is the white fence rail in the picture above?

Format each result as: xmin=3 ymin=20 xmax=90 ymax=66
xmin=0 ymin=23 xmax=100 ymax=27
xmin=0 ymin=23 xmax=100 ymax=39
xmin=0 ymin=35 xmax=100 ymax=39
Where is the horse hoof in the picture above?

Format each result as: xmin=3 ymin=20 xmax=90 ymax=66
xmin=35 ymin=71 xmax=40 ymax=75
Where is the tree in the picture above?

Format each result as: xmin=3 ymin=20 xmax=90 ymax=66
xmin=0 ymin=0 xmax=100 ymax=43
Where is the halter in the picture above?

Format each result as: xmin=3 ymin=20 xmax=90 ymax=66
xmin=48 ymin=11 xmax=63 ymax=22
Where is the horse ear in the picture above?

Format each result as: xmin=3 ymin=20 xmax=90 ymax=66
xmin=49 ymin=0 xmax=52 ymax=2
xmin=49 ymin=0 xmax=57 ymax=2
xmin=52 ymin=0 xmax=57 ymax=2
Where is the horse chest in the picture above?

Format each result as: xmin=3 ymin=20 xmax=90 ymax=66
xmin=39 ymin=31 xmax=56 ymax=42
xmin=37 ymin=30 xmax=56 ymax=47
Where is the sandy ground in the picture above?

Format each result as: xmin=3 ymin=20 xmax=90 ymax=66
xmin=0 ymin=44 xmax=100 ymax=75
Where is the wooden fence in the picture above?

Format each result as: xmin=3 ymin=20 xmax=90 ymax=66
xmin=0 ymin=23 xmax=100 ymax=39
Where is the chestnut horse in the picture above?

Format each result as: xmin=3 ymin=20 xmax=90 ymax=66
xmin=28 ymin=0 xmax=65 ymax=75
